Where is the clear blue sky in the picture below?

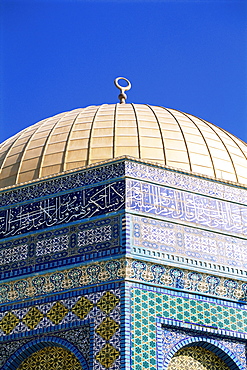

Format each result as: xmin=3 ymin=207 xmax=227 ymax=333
xmin=0 ymin=0 xmax=246 ymax=144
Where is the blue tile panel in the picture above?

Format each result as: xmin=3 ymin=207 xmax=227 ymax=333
xmin=130 ymin=283 xmax=247 ymax=370
xmin=1 ymin=159 xmax=247 ymax=208
xmin=125 ymin=160 xmax=247 ymax=205
xmin=0 ymin=216 xmax=123 ymax=280
xmin=0 ymin=283 xmax=121 ymax=370
xmin=0 ymin=161 xmax=125 ymax=207
xmin=126 ymin=179 xmax=247 ymax=236
xmin=161 ymin=326 xmax=246 ymax=370
xmin=0 ymin=180 xmax=125 ymax=238
xmin=129 ymin=214 xmax=247 ymax=269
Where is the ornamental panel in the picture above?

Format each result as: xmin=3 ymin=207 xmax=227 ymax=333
xmin=126 ymin=179 xmax=247 ymax=236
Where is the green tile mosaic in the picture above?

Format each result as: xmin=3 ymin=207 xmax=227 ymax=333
xmin=130 ymin=287 xmax=247 ymax=370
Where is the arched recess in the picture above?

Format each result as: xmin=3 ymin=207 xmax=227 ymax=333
xmin=163 ymin=337 xmax=243 ymax=370
xmin=2 ymin=336 xmax=89 ymax=370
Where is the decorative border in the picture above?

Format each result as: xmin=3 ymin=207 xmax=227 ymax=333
xmin=1 ymin=159 xmax=247 ymax=208
xmin=129 ymin=214 xmax=247 ymax=270
xmin=125 ymin=160 xmax=247 ymax=205
xmin=0 ymin=216 xmax=122 ymax=280
xmin=0 ymin=181 xmax=125 ymax=238
xmin=126 ymin=259 xmax=247 ymax=302
xmin=158 ymin=323 xmax=246 ymax=370
xmin=0 ymin=284 xmax=121 ymax=370
xmin=0 ymin=259 xmax=125 ymax=305
xmin=1 ymin=257 xmax=247 ymax=306
xmin=126 ymin=179 xmax=247 ymax=236
xmin=0 ymin=161 xmax=125 ymax=207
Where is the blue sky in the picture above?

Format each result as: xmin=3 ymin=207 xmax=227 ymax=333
xmin=0 ymin=0 xmax=246 ymax=144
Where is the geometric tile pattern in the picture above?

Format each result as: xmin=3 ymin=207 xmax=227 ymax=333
xmin=17 ymin=346 xmax=82 ymax=370
xmin=22 ymin=307 xmax=44 ymax=330
xmin=130 ymin=286 xmax=247 ymax=370
xmin=97 ymin=291 xmax=120 ymax=314
xmin=71 ymin=296 xmax=94 ymax=320
xmin=0 ymin=244 xmax=28 ymax=265
xmin=0 ymin=288 xmax=121 ymax=370
xmin=0 ymin=290 xmax=120 ymax=337
xmin=0 ymin=216 xmax=120 ymax=279
xmin=0 ymin=311 xmax=19 ymax=335
xmin=1 ymin=258 xmax=246 ymax=306
xmin=96 ymin=317 xmax=120 ymax=340
xmin=47 ymin=302 xmax=69 ymax=325
xmin=95 ymin=343 xmax=120 ymax=369
xmin=131 ymin=215 xmax=247 ymax=269
xmin=162 ymin=327 xmax=247 ymax=370
xmin=0 ymin=326 xmax=91 ymax=369
xmin=167 ymin=346 xmax=230 ymax=370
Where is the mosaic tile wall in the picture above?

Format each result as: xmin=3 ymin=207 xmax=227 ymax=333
xmin=0 ymin=181 xmax=125 ymax=239
xmin=1 ymin=256 xmax=246 ymax=306
xmin=1 ymin=159 xmax=246 ymax=208
xmin=0 ymin=285 xmax=121 ymax=370
xmin=0 ymin=161 xmax=125 ymax=207
xmin=17 ymin=346 xmax=83 ymax=370
xmin=126 ymin=179 xmax=247 ymax=236
xmin=129 ymin=285 xmax=247 ymax=370
xmin=0 ymin=216 xmax=122 ymax=280
xmin=1 ymin=158 xmax=247 ymax=370
xmin=125 ymin=160 xmax=247 ymax=205
xmin=162 ymin=327 xmax=246 ymax=369
xmin=0 ymin=259 xmax=125 ymax=304
xmin=130 ymin=215 xmax=247 ymax=269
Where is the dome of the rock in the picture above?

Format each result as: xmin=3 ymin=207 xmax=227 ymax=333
xmin=0 ymin=103 xmax=247 ymax=188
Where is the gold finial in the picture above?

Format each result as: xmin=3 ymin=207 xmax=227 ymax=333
xmin=114 ymin=77 xmax=131 ymax=104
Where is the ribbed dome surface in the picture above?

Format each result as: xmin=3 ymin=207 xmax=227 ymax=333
xmin=1 ymin=103 xmax=247 ymax=188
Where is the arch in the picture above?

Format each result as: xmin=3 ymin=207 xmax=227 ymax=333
xmin=163 ymin=337 xmax=243 ymax=370
xmin=2 ymin=336 xmax=89 ymax=370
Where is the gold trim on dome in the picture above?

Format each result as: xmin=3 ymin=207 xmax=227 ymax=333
xmin=0 ymin=104 xmax=247 ymax=188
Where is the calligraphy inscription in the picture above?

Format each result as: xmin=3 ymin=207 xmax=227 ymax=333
xmin=0 ymin=161 xmax=125 ymax=207
xmin=0 ymin=181 xmax=125 ymax=238
xmin=126 ymin=180 xmax=247 ymax=235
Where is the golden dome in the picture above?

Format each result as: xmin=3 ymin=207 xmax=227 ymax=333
xmin=0 ymin=103 xmax=247 ymax=188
